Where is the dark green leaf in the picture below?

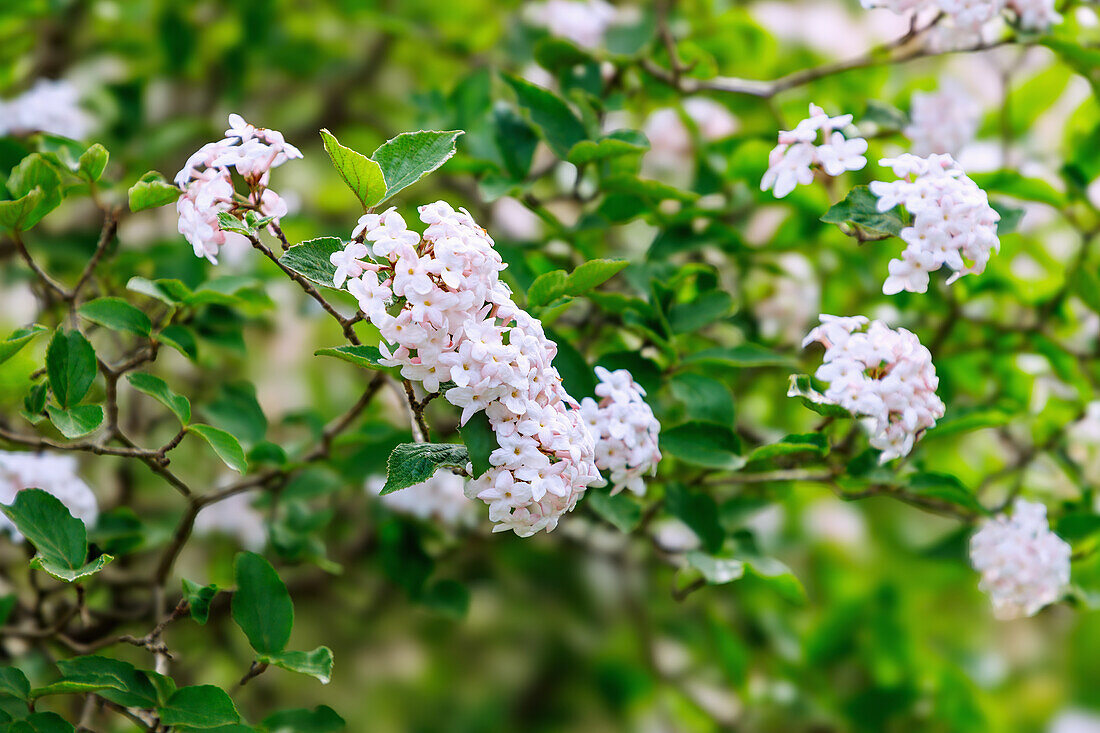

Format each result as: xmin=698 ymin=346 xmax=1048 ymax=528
xmin=187 ymin=424 xmax=247 ymax=473
xmin=127 ymin=373 xmax=191 ymax=425
xmin=232 ymin=552 xmax=294 ymax=656
xmin=669 ymin=373 xmax=735 ymax=426
xmin=665 ymin=484 xmax=724 ymax=554
xmin=37 ymin=656 xmax=158 ymax=708
xmin=822 ymin=186 xmax=905 ymax=237
xmin=46 ymin=329 xmax=97 ymax=408
xmin=261 ymin=706 xmax=345 ymax=733
xmin=503 ymin=74 xmax=587 ymax=159
xmin=905 ymin=472 xmax=987 ymax=515
xmin=45 ymin=404 xmax=104 ymax=440
xmin=683 ymin=344 xmax=794 ymax=369
xmin=661 ymin=422 xmax=745 ymax=471
xmin=0 ymin=668 xmax=30 ymax=701
xmin=78 ymin=297 xmax=152 ymax=337
xmin=157 ymin=685 xmax=240 ymax=729
xmin=458 ymin=411 xmax=494 ymax=479
xmin=586 ymin=489 xmax=642 ymax=533
xmin=383 ymin=443 xmax=468 ymax=494
xmin=0 ymin=189 xmax=45 ymax=230
xmin=261 ymin=647 xmax=333 ymax=685
xmin=0 ymin=489 xmax=111 ymax=582
xmin=182 ymin=579 xmax=218 ymax=625
xmin=279 ymin=237 xmax=344 ymax=289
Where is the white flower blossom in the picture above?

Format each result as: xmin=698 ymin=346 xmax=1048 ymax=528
xmin=193 ymin=491 xmax=267 ymax=551
xmin=870 ymin=153 xmax=1000 ymax=294
xmin=905 ymin=82 xmax=981 ymax=156
xmin=761 ymin=104 xmax=867 ymax=198
xmin=524 ymin=0 xmax=620 ymax=49
xmin=969 ymin=499 xmax=1071 ymax=620
xmin=342 ymin=202 xmax=605 ymax=536
xmin=367 ymin=472 xmax=478 ymax=527
xmin=579 ymin=367 xmax=661 ymax=496
xmin=174 ymin=114 xmax=301 ymax=264
xmin=0 ymin=80 xmax=93 ymax=140
xmin=644 ymin=98 xmax=739 ymax=172
xmin=861 ymin=0 xmax=1060 ymax=40
xmin=796 ymin=315 xmax=945 ymax=462
xmin=0 ymin=452 xmax=98 ymax=540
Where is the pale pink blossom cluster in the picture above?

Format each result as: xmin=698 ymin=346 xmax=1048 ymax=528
xmin=332 ymin=202 xmax=602 ymax=536
xmin=367 ymin=472 xmax=478 ymax=528
xmin=761 ymin=104 xmax=868 ymax=198
xmin=524 ymin=0 xmax=620 ymax=49
xmin=870 ymin=154 xmax=1000 ymax=294
xmin=579 ymin=367 xmax=661 ymax=497
xmin=796 ymin=315 xmax=945 ymax=462
xmin=0 ymin=451 xmax=98 ymax=539
xmin=174 ymin=114 xmax=301 ymax=264
xmin=0 ymin=80 xmax=92 ymax=140
xmin=905 ymin=82 xmax=981 ymax=156
xmin=861 ymin=0 xmax=1061 ymax=33
xmin=969 ymin=499 xmax=1071 ymax=619
xmin=643 ymin=98 xmax=739 ymax=172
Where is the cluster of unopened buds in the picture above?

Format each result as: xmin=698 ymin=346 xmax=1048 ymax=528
xmin=969 ymin=499 xmax=1071 ymax=619
xmin=331 ymin=202 xmax=604 ymax=536
xmin=870 ymin=153 xmax=1000 ymax=295
xmin=579 ymin=367 xmax=662 ymax=497
xmin=0 ymin=452 xmax=98 ymax=541
xmin=175 ymin=114 xmax=301 ymax=264
xmin=797 ymin=316 xmax=945 ymax=462
xmin=761 ymin=104 xmax=868 ymax=198
xmin=861 ymin=0 xmax=1061 ymax=34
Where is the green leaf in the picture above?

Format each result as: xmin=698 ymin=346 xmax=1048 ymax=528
xmin=45 ymin=405 xmax=104 ymax=439
xmin=685 ymin=551 xmax=745 ymax=584
xmin=203 ymin=382 xmax=267 ymax=447
xmin=383 ymin=443 xmax=468 ymax=495
xmin=458 ymin=411 xmax=495 ymax=479
xmin=158 ymin=325 xmax=199 ymax=361
xmin=822 ymin=185 xmax=906 ymax=237
xmin=0 ymin=489 xmax=111 ymax=583
xmin=371 ymin=130 xmax=463 ymax=205
xmin=661 ymin=421 xmax=745 ymax=471
xmin=279 ymin=237 xmax=344 ymax=289
xmin=36 ymin=656 xmax=158 ymax=708
xmin=503 ymin=74 xmax=587 ymax=159
xmin=187 ymin=424 xmax=247 ymax=473
xmin=0 ymin=668 xmax=30 ymax=701
xmin=665 ymin=484 xmax=724 ymax=554
xmin=128 ymin=171 xmax=181 ymax=212
xmin=992 ymin=202 xmax=1025 ymax=235
xmin=905 ymin=472 xmax=987 ymax=515
xmin=669 ymin=291 xmax=733 ymax=334
xmin=232 ymin=552 xmax=294 ymax=656
xmin=566 ymin=130 xmax=649 ymax=165
xmin=45 ymin=329 xmax=97 ymax=408
xmin=862 ymin=100 xmax=908 ymax=131
xmin=746 ymin=433 xmax=828 ymax=465
xmin=313 ymin=344 xmax=390 ymax=371
xmin=787 ymin=374 xmax=851 ymax=418
xmin=77 ymin=297 xmax=152 ymax=337
xmin=77 ymin=144 xmax=108 ymax=182
xmin=7 ymin=154 xmax=62 ymax=229
xmin=319 ymin=129 xmax=386 ymax=210
xmin=0 ymin=325 xmax=47 ymax=366
xmin=527 ymin=259 xmax=628 ymax=308
xmin=669 ymin=373 xmax=735 ymax=426
xmin=217 ymin=211 xmax=253 ymax=236
xmin=6 ymin=712 xmax=74 ymax=732
xmin=261 ymin=706 xmax=345 ymax=733
xmin=1042 ymin=37 xmax=1100 ymax=96
xmin=261 ymin=647 xmax=334 ymax=685
xmin=0 ymin=189 xmax=45 ymax=230
xmin=127 ymin=373 xmax=191 ymax=425
xmin=0 ymin=595 xmax=16 ymax=627
xmin=586 ymin=489 xmax=642 ymax=533
xmin=970 ymin=171 xmax=1065 ymax=208
xmin=741 ymin=556 xmax=807 ymax=604
xmin=157 ymin=685 xmax=240 ymax=729
xmin=683 ymin=344 xmax=794 ymax=369
xmin=127 ymin=276 xmax=193 ymax=305
xmin=182 ymin=579 xmax=218 ymax=625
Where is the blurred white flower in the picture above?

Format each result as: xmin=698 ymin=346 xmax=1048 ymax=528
xmin=524 ymin=0 xmax=620 ymax=49
xmin=802 ymin=499 xmax=868 ymax=548
xmin=0 ymin=80 xmax=93 ymax=139
xmin=367 ymin=471 xmax=479 ymax=528
xmin=756 ymin=253 xmax=820 ymax=344
xmin=1049 ymin=709 xmax=1100 ymax=733
xmin=0 ymin=452 xmax=98 ymax=540
xmin=906 ymin=81 xmax=981 ymax=156
xmin=492 ymin=196 xmax=542 ymax=240
xmin=194 ymin=492 xmax=267 ymax=551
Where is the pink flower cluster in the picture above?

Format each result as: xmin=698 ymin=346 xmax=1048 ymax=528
xmin=175 ymin=114 xmax=301 ymax=263
xmin=579 ymin=367 xmax=661 ymax=497
xmin=761 ymin=104 xmax=868 ymax=198
xmin=969 ymin=499 xmax=1071 ymax=619
xmin=797 ymin=316 xmax=945 ymax=462
xmin=332 ymin=202 xmax=603 ymax=536
xmin=870 ymin=154 xmax=1000 ymax=295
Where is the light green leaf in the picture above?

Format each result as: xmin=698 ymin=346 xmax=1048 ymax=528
xmin=217 ymin=211 xmax=253 ymax=236
xmin=77 ymin=297 xmax=152 ymax=337
xmin=527 ymin=259 xmax=628 ymax=308
xmin=232 ymin=552 xmax=294 ymax=656
xmin=905 ymin=472 xmax=988 ymax=515
xmin=319 ymin=129 xmax=386 ymax=210
xmin=35 ymin=656 xmax=158 ymax=708
xmin=261 ymin=706 xmax=345 ymax=733
xmin=566 ymin=130 xmax=649 ymax=165
xmin=969 ymin=171 xmax=1064 ymax=208
xmin=0 ymin=189 xmax=45 ymax=230
xmin=371 ymin=130 xmax=463 ymax=205
xmin=77 ymin=144 xmax=108 ymax=182
xmin=157 ymin=685 xmax=240 ymax=729
xmin=503 ymin=74 xmax=587 ymax=159
xmin=45 ymin=404 xmax=103 ymax=440
xmin=127 ymin=373 xmax=191 ymax=425
xmin=383 ymin=443 xmax=468 ymax=495
xmin=182 ymin=579 xmax=218 ymax=625
xmin=128 ymin=171 xmax=181 ymax=212
xmin=0 ymin=325 xmax=47 ymax=366
xmin=746 ymin=433 xmax=828 ymax=465
xmin=685 ymin=551 xmax=745 ymax=584
xmin=7 ymin=154 xmax=62 ymax=228
xmin=313 ymin=345 xmax=390 ymax=371
xmin=45 ymin=329 xmax=97 ymax=408
xmin=127 ymin=276 xmax=193 ymax=305
xmin=279 ymin=237 xmax=344 ymax=289
xmin=261 ymin=647 xmax=334 ymax=685
xmin=187 ymin=424 xmax=247 ymax=473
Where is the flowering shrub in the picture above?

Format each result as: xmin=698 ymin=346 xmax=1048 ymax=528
xmin=0 ymin=0 xmax=1099 ymax=730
